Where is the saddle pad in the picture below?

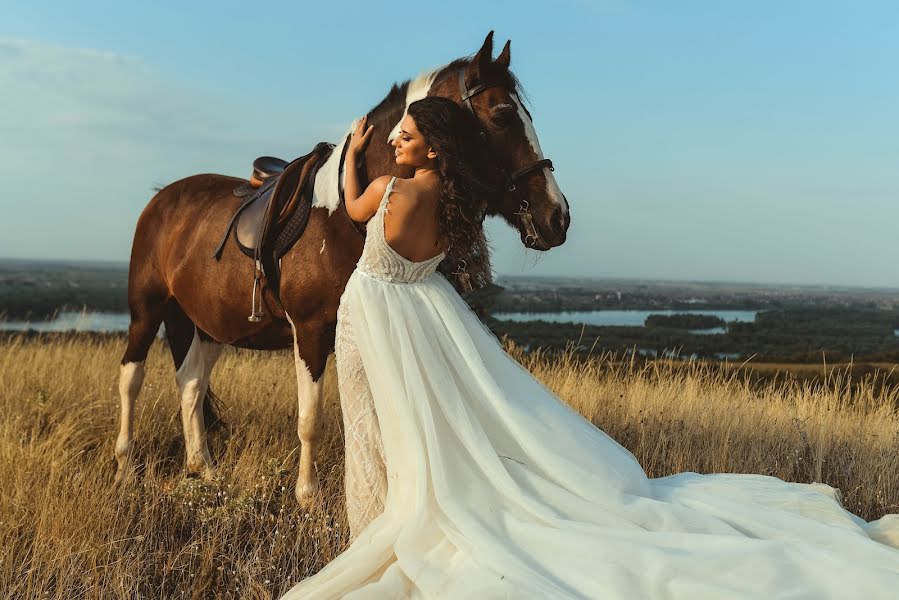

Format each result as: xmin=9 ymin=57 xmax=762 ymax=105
xmin=273 ymin=185 xmax=314 ymax=258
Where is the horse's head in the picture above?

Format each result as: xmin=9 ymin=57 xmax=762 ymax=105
xmin=434 ymin=31 xmax=570 ymax=250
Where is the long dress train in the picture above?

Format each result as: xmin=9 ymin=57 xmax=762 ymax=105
xmin=282 ymin=176 xmax=899 ymax=599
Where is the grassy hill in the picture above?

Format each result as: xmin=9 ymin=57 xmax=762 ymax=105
xmin=1 ymin=334 xmax=897 ymax=597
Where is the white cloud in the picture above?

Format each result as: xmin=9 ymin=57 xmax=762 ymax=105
xmin=0 ymin=38 xmax=337 ymax=260
xmin=0 ymin=38 xmax=288 ymax=160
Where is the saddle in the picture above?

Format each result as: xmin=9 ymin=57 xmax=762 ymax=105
xmin=213 ymin=141 xmax=335 ymax=321
xmin=249 ymin=156 xmax=288 ymax=189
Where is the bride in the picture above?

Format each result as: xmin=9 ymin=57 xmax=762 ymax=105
xmin=281 ymin=97 xmax=899 ymax=599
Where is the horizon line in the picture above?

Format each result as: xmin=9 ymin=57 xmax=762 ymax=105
xmin=2 ymin=256 xmax=898 ymax=293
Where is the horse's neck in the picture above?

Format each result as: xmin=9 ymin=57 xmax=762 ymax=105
xmin=311 ymin=100 xmax=409 ymax=215
xmin=312 ymin=65 xmax=446 ymax=225
xmin=359 ymin=64 xmax=450 ymax=180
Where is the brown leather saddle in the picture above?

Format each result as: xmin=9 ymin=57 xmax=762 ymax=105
xmin=249 ymin=156 xmax=288 ymax=189
xmin=213 ymin=141 xmax=335 ymax=321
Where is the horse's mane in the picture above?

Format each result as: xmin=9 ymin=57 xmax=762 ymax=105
xmin=370 ymin=55 xmax=529 ymax=117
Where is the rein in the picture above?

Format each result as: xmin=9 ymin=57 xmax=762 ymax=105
xmin=338 ymin=132 xmax=369 ymax=238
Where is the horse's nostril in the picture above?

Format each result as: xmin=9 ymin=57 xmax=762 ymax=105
xmin=551 ymin=206 xmax=566 ymax=232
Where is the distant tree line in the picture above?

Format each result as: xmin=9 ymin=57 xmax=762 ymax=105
xmin=486 ymin=305 xmax=899 ymax=363
xmin=3 ymin=263 xmax=898 ymax=365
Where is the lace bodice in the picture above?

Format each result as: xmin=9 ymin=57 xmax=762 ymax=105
xmin=356 ymin=176 xmax=445 ymax=284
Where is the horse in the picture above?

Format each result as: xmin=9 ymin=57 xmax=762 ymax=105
xmin=115 ymin=31 xmax=571 ymax=506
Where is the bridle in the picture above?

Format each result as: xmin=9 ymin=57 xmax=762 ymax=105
xmin=338 ymin=68 xmax=558 ymax=247
xmin=457 ymin=68 xmax=553 ymax=246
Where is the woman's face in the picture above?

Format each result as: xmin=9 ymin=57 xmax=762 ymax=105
xmin=391 ymin=114 xmax=437 ymax=167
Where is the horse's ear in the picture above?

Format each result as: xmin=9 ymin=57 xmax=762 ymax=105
xmin=495 ymin=39 xmax=511 ymax=70
xmin=469 ymin=31 xmax=495 ymax=81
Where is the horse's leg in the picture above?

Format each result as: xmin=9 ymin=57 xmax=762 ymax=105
xmin=164 ymin=303 xmax=223 ymax=479
xmin=286 ymin=312 xmax=328 ymax=507
xmin=116 ymin=293 xmax=166 ymax=483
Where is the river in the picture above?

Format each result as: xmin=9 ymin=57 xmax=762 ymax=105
xmin=492 ymin=309 xmax=760 ymax=329
xmin=1 ymin=311 xmax=131 ymax=332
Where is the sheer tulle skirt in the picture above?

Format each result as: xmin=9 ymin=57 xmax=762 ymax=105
xmin=281 ymin=269 xmax=899 ymax=599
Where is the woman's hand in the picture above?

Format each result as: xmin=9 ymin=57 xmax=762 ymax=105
xmin=347 ymin=115 xmax=374 ymax=156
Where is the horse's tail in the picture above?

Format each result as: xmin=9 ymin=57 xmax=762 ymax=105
xmin=203 ymin=386 xmax=226 ymax=433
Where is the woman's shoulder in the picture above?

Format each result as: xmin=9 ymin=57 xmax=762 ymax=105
xmin=368 ymin=175 xmax=394 ymax=193
xmin=392 ymin=175 xmax=440 ymax=203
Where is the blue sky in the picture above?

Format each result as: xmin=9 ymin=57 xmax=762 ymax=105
xmin=1 ymin=1 xmax=897 ymax=287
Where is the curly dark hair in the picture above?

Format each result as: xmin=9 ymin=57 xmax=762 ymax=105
xmin=407 ymin=96 xmax=496 ymax=291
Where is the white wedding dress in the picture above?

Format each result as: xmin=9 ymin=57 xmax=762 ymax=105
xmin=281 ymin=177 xmax=899 ymax=599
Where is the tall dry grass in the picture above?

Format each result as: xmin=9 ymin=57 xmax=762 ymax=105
xmin=0 ymin=334 xmax=897 ymax=598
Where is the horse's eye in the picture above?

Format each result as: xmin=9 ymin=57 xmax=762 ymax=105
xmin=490 ymin=105 xmax=516 ymax=127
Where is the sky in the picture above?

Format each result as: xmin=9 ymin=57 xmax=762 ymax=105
xmin=1 ymin=0 xmax=897 ymax=288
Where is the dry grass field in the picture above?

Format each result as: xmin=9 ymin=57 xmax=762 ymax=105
xmin=1 ymin=334 xmax=897 ymax=598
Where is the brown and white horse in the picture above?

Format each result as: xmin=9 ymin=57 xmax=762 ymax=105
xmin=116 ymin=31 xmax=570 ymax=505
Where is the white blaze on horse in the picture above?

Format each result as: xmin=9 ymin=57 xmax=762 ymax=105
xmin=116 ymin=31 xmax=570 ymax=506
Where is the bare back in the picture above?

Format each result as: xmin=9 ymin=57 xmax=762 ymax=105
xmin=383 ymin=176 xmax=448 ymax=262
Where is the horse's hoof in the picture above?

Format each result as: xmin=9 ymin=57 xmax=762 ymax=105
xmin=185 ymin=458 xmax=215 ymax=480
xmin=295 ymin=482 xmax=318 ymax=507
xmin=184 ymin=467 xmax=215 ymax=481
xmin=114 ymin=465 xmax=136 ymax=485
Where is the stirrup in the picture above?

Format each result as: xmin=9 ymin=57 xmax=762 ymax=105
xmin=248 ymin=260 xmax=264 ymax=322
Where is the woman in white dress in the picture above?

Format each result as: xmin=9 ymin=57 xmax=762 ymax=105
xmin=281 ymin=97 xmax=899 ymax=599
